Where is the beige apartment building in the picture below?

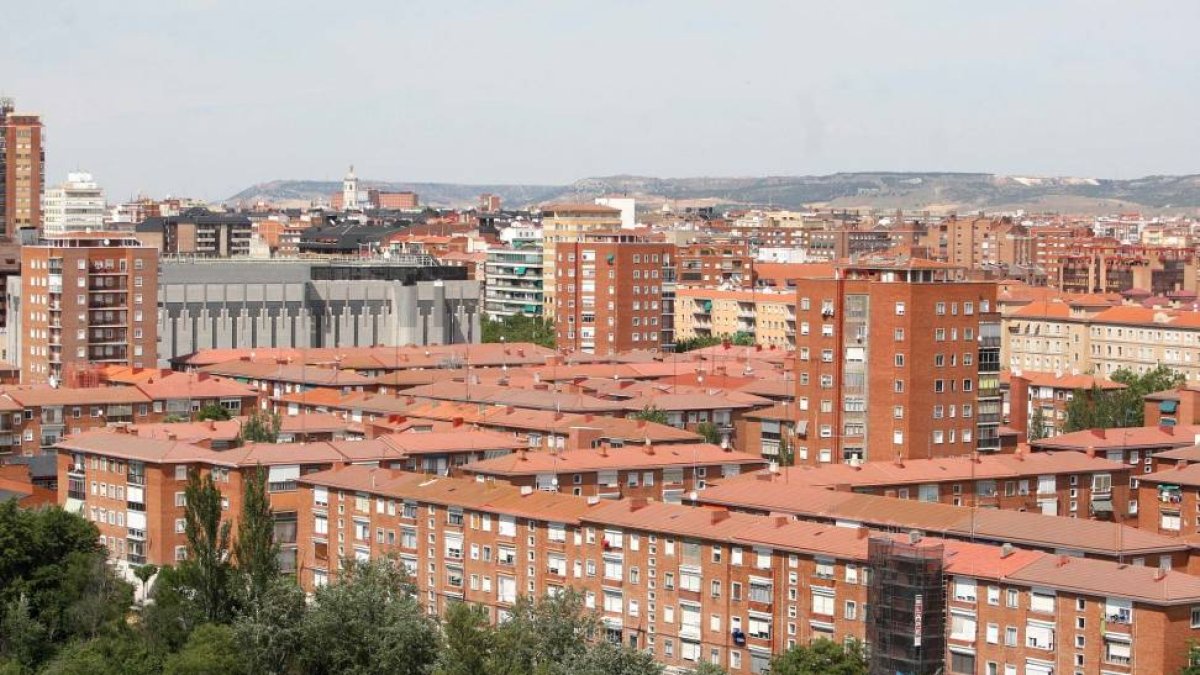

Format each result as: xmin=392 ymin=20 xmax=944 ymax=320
xmin=1003 ymin=299 xmax=1200 ymax=382
xmin=674 ymin=288 xmax=796 ymax=350
xmin=539 ymin=204 xmax=622 ymax=319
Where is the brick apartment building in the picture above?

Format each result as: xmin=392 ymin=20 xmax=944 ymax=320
xmin=745 ymin=450 xmax=1129 ymax=518
xmin=791 ymin=259 xmax=1001 ymax=465
xmin=697 ymin=475 xmax=1191 ymax=569
xmin=294 ymin=465 xmax=1200 ymax=674
xmin=0 ymin=99 xmax=44 ymax=238
xmin=675 ymin=241 xmax=753 ymax=289
xmin=134 ymin=208 xmax=253 ymax=257
xmin=553 ymin=233 xmax=674 ymax=354
xmin=54 ymin=430 xmax=443 ymax=572
xmin=458 ymin=443 xmax=765 ymax=501
xmin=539 ymin=203 xmax=623 ymax=320
xmin=20 ymin=232 xmax=158 ymax=384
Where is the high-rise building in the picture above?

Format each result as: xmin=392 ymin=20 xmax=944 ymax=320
xmin=539 ymin=203 xmax=623 ymax=320
xmin=791 ymin=259 xmax=1000 ymax=465
xmin=21 ymin=232 xmax=159 ymax=384
xmin=42 ymin=172 xmax=106 ymax=235
xmin=484 ymin=247 xmax=543 ymax=317
xmin=0 ymin=98 xmax=45 ymax=238
xmin=553 ymin=232 xmax=673 ymax=354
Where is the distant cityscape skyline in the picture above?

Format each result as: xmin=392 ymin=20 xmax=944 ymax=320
xmin=6 ymin=1 xmax=1199 ymax=201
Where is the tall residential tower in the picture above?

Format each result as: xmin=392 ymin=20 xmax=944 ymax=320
xmin=791 ymin=259 xmax=1000 ymax=465
xmin=0 ymin=98 xmax=45 ymax=238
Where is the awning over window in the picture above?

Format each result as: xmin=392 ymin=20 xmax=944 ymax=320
xmin=1091 ymin=499 xmax=1114 ymax=514
xmin=796 ymin=420 xmax=809 ymax=437
xmin=1160 ymin=400 xmax=1179 ymax=413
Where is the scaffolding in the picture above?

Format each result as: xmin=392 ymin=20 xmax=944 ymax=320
xmin=867 ymin=537 xmax=946 ymax=675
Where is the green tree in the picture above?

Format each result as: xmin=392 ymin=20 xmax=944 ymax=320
xmin=731 ymin=331 xmax=755 ymax=346
xmin=691 ymin=664 xmax=728 ymax=675
xmin=1181 ymin=639 xmax=1200 ymax=674
xmin=195 ymin=404 xmax=231 ymax=422
xmin=673 ymin=335 xmax=722 ymax=353
xmin=770 ymin=638 xmax=867 ymax=675
xmin=38 ymin=628 xmax=163 ymax=675
xmin=1064 ymin=365 xmax=1185 ymax=432
xmin=141 ymin=565 xmax=207 ymax=653
xmin=487 ymin=591 xmax=596 ymax=675
xmin=182 ymin=470 xmax=235 ymax=623
xmin=132 ymin=564 xmax=158 ymax=607
xmin=436 ymin=601 xmax=495 ymax=675
xmin=163 ymin=624 xmax=246 ymax=675
xmin=233 ymin=465 xmax=278 ymax=603
xmin=240 ymin=409 xmax=281 ymax=444
xmin=0 ymin=595 xmax=47 ymax=669
xmin=482 ymin=314 xmax=556 ymax=349
xmin=231 ymin=578 xmax=306 ymax=675
xmin=0 ymin=501 xmax=130 ymax=669
xmin=630 ymin=406 xmax=669 ymax=426
xmin=695 ymin=422 xmax=721 ymax=445
xmin=564 ymin=640 xmax=663 ymax=675
xmin=1028 ymin=406 xmax=1049 ymax=441
xmin=298 ymin=556 xmax=440 ymax=675
xmin=777 ymin=432 xmax=794 ymax=468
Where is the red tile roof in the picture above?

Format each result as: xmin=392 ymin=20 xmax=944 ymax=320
xmin=698 ymin=477 xmax=1185 ymax=557
xmin=757 ymin=451 xmax=1127 ymax=489
xmin=461 ymin=443 xmax=764 ymax=476
xmin=1032 ymin=425 xmax=1200 ymax=451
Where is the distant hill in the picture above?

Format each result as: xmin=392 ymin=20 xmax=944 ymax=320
xmin=227 ymin=173 xmax=1200 ymax=213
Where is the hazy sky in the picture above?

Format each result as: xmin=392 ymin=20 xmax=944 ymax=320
xmin=3 ymin=0 xmax=1197 ymax=201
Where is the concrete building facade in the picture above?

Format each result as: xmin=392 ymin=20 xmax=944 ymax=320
xmin=157 ymin=258 xmax=482 ymax=364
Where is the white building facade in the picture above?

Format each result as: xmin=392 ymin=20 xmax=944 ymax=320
xmin=42 ymin=172 xmax=106 ymax=235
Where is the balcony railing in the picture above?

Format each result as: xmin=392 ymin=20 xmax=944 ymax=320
xmin=127 ymin=473 xmax=146 ymax=486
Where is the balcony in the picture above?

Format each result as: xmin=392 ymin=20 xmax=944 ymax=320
xmin=127 ymin=473 xmax=146 ymax=486
xmin=127 ymin=528 xmax=146 ymax=541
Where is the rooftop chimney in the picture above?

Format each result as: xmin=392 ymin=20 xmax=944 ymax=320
xmin=857 ymin=526 xmax=870 ymax=540
xmin=629 ymin=497 xmax=649 ymax=511
xmin=908 ymin=530 xmax=922 ymax=545
xmin=711 ymin=510 xmax=731 ymax=525
xmin=1000 ymin=542 xmax=1015 ymax=558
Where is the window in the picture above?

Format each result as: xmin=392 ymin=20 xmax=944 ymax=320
xmin=810 ymin=589 xmax=835 ymax=616
xmin=953 ymin=577 xmax=977 ymax=603
xmin=1025 ymin=621 xmax=1055 ymax=650
xmin=950 ymin=610 xmax=976 ymax=640
xmin=1029 ymin=589 xmax=1055 ymax=613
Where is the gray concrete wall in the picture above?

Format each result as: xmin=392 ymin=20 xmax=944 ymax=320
xmin=158 ymin=268 xmax=480 ymax=364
